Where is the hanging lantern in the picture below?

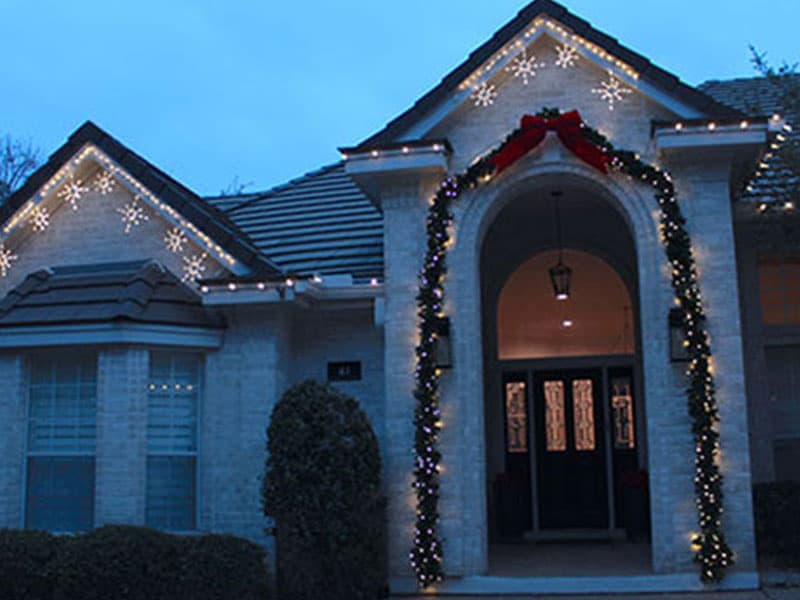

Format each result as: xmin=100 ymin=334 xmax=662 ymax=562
xmin=549 ymin=190 xmax=572 ymax=301
xmin=432 ymin=316 xmax=452 ymax=370
xmin=549 ymin=260 xmax=572 ymax=300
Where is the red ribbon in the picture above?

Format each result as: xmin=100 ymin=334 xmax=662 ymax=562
xmin=487 ymin=110 xmax=609 ymax=175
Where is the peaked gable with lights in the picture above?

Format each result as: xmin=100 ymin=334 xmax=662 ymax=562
xmin=348 ymin=0 xmax=747 ymax=178
xmin=358 ymin=0 xmax=742 ymax=153
xmin=0 ymin=122 xmax=282 ymax=298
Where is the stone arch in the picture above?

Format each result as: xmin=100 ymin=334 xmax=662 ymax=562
xmin=439 ymin=145 xmax=676 ymax=575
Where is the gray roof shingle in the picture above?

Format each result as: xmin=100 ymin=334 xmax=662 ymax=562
xmin=206 ymin=163 xmax=383 ymax=283
xmin=0 ymin=260 xmax=224 ymax=328
xmin=700 ymin=75 xmax=799 ymax=202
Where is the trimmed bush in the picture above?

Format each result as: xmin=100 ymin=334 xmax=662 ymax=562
xmin=263 ymin=380 xmax=386 ymax=600
xmin=48 ymin=525 xmax=180 ymax=600
xmin=179 ymin=533 xmax=271 ymax=600
xmin=0 ymin=529 xmax=61 ymax=600
xmin=0 ymin=526 xmax=270 ymax=600
xmin=753 ymin=481 xmax=800 ymax=567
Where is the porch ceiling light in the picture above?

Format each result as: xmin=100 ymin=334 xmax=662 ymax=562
xmin=550 ymin=260 xmax=572 ymax=301
xmin=549 ymin=190 xmax=572 ymax=301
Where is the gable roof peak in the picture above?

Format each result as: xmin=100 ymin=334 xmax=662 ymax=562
xmin=356 ymin=0 xmax=743 ymax=149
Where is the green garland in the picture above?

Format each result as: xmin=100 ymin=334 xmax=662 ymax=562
xmin=410 ymin=107 xmax=733 ymax=588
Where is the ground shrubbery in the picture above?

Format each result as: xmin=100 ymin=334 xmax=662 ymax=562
xmin=753 ymin=481 xmax=800 ymax=567
xmin=263 ymin=380 xmax=386 ymax=600
xmin=0 ymin=525 xmax=271 ymax=600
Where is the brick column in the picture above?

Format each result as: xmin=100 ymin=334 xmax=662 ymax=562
xmin=0 ymin=352 xmax=25 ymax=528
xmin=95 ymin=348 xmax=149 ymax=525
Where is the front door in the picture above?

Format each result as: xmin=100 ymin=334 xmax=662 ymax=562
xmin=533 ymin=370 xmax=608 ymax=529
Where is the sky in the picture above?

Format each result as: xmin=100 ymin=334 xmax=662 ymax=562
xmin=2 ymin=1 xmax=798 ymax=196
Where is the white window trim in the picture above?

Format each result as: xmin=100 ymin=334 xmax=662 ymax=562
xmin=22 ymin=351 xmax=98 ymax=532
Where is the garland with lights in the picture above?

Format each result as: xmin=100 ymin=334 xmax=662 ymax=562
xmin=411 ymin=107 xmax=733 ymax=588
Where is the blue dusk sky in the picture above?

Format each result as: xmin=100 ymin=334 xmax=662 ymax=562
xmin=2 ymin=1 xmax=798 ymax=196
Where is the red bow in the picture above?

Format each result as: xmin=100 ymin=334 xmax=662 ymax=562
xmin=487 ymin=110 xmax=609 ymax=175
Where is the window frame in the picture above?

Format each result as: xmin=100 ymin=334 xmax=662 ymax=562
xmin=145 ymin=350 xmax=203 ymax=532
xmin=22 ymin=351 xmax=98 ymax=533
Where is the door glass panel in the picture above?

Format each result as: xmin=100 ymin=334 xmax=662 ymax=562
xmin=611 ymin=377 xmax=635 ymax=449
xmin=505 ymin=382 xmax=528 ymax=453
xmin=572 ymin=379 xmax=596 ymax=451
xmin=544 ymin=381 xmax=566 ymax=452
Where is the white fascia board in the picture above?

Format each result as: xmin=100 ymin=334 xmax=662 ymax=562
xmin=398 ymin=25 xmax=703 ymax=144
xmin=655 ymin=124 xmax=768 ymax=152
xmin=0 ymin=322 xmax=224 ymax=349
xmin=344 ymin=148 xmax=448 ymax=177
xmin=201 ymin=282 xmax=383 ymax=306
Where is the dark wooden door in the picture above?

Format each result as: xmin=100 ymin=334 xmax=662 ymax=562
xmin=533 ymin=370 xmax=608 ymax=529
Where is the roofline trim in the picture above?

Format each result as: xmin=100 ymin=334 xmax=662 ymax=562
xmin=2 ymin=142 xmax=251 ymax=277
xmin=0 ymin=322 xmax=224 ymax=349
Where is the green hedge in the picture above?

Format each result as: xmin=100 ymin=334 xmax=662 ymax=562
xmin=0 ymin=526 xmax=270 ymax=600
xmin=263 ymin=380 xmax=387 ymax=600
xmin=753 ymin=481 xmax=800 ymax=567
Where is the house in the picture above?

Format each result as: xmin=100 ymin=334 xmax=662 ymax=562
xmin=0 ymin=0 xmax=796 ymax=594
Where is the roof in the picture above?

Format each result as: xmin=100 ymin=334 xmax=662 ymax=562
xmin=357 ymin=0 xmax=744 ymax=149
xmin=700 ymin=75 xmax=799 ymax=201
xmin=0 ymin=260 xmax=224 ymax=329
xmin=0 ymin=121 xmax=283 ymax=278
xmin=206 ymin=163 xmax=383 ymax=283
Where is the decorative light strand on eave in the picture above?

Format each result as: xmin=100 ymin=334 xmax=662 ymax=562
xmin=457 ymin=17 xmax=640 ymax=93
xmin=1 ymin=144 xmax=238 ymax=269
xmin=341 ymin=143 xmax=446 ymax=162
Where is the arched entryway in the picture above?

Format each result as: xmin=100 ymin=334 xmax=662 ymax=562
xmin=480 ymin=179 xmax=651 ymax=575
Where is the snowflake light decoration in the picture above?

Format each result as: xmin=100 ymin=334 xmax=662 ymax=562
xmin=471 ymin=82 xmax=498 ymax=108
xmin=93 ymin=169 xmax=117 ymax=195
xmin=57 ymin=176 xmax=89 ymax=210
xmin=29 ymin=206 xmax=50 ymax=232
xmin=0 ymin=243 xmax=18 ymax=277
xmin=592 ymin=71 xmax=633 ymax=111
xmin=164 ymin=227 xmax=188 ymax=253
xmin=182 ymin=253 xmax=207 ymax=283
xmin=554 ymin=43 xmax=579 ymax=69
xmin=506 ymin=50 xmax=545 ymax=85
xmin=116 ymin=196 xmax=150 ymax=234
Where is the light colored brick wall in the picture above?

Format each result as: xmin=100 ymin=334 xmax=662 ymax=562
xmin=95 ymin=348 xmax=149 ymax=525
xmin=666 ymin=159 xmax=756 ymax=570
xmin=0 ymin=352 xmax=25 ymax=528
xmin=0 ymin=173 xmax=227 ymax=299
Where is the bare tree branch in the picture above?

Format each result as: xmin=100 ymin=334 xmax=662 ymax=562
xmin=0 ymin=135 xmax=40 ymax=203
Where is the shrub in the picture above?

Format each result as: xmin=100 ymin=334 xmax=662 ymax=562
xmin=0 ymin=526 xmax=271 ymax=600
xmin=753 ymin=481 xmax=800 ymax=567
xmin=48 ymin=525 xmax=180 ymax=600
xmin=179 ymin=533 xmax=271 ymax=600
xmin=0 ymin=529 xmax=61 ymax=600
xmin=263 ymin=380 xmax=386 ymax=600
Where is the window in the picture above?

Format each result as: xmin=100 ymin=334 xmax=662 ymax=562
xmin=765 ymin=345 xmax=800 ymax=481
xmin=572 ymin=379 xmax=596 ymax=451
xmin=759 ymin=260 xmax=800 ymax=325
xmin=146 ymin=352 xmax=200 ymax=530
xmin=504 ymin=382 xmax=528 ymax=453
xmin=544 ymin=380 xmax=567 ymax=452
xmin=26 ymin=353 xmax=97 ymax=531
xmin=611 ymin=377 xmax=635 ymax=450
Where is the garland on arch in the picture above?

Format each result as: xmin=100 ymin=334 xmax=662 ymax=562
xmin=410 ymin=107 xmax=733 ymax=588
